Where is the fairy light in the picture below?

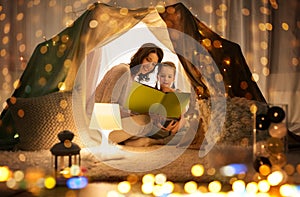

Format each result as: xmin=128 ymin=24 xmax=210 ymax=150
xmin=6 ymin=178 xmax=17 ymax=189
xmin=0 ymin=2 xmax=299 ymax=196
xmin=162 ymin=181 xmax=174 ymax=194
xmin=246 ymin=182 xmax=258 ymax=194
xmin=142 ymin=174 xmax=155 ymax=184
xmin=259 ymin=164 xmax=271 ymax=176
xmin=207 ymin=167 xmax=216 ymax=176
xmin=198 ymin=185 xmax=208 ymax=193
xmin=280 ymin=184 xmax=298 ymax=197
xmin=44 ymin=176 xmax=56 ymax=189
xmin=0 ymin=166 xmax=11 ymax=182
xmin=208 ymin=180 xmax=222 ymax=193
xmin=60 ymin=167 xmax=71 ymax=179
xmin=107 ymin=190 xmax=120 ymax=197
xmin=70 ymin=165 xmax=81 ymax=176
xmin=220 ymin=163 xmax=247 ymax=177
xmin=141 ymin=182 xmax=154 ymax=194
xmin=155 ymin=173 xmax=167 ymax=185
xmin=284 ymin=164 xmax=295 ymax=175
xmin=117 ymin=181 xmax=131 ymax=194
xmin=267 ymin=171 xmax=284 ymax=186
xmin=191 ymin=164 xmax=204 ymax=177
xmin=153 ymin=184 xmax=164 ymax=196
xmin=66 ymin=176 xmax=88 ymax=190
xmin=258 ymin=180 xmax=270 ymax=193
xmin=232 ymin=180 xmax=245 ymax=193
xmin=184 ymin=181 xmax=198 ymax=194
xmin=13 ymin=170 xmax=25 ymax=182
xmin=127 ymin=174 xmax=138 ymax=185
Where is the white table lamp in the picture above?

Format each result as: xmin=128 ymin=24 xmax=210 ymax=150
xmin=89 ymin=103 xmax=122 ymax=147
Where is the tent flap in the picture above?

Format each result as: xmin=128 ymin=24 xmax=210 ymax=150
xmin=0 ymin=2 xmax=265 ymax=149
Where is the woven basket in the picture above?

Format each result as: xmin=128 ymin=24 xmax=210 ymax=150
xmin=9 ymin=91 xmax=83 ymax=151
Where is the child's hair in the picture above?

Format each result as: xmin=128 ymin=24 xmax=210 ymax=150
xmin=157 ymin=61 xmax=176 ymax=75
xmin=157 ymin=61 xmax=177 ymax=89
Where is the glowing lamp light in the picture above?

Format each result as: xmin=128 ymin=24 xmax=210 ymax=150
xmin=66 ymin=176 xmax=88 ymax=190
xmin=89 ymin=103 xmax=122 ymax=131
xmin=89 ymin=103 xmax=122 ymax=148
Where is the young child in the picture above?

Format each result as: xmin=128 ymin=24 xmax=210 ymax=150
xmin=148 ymin=61 xmax=185 ymax=142
xmin=156 ymin=61 xmax=177 ymax=93
xmin=155 ymin=62 xmax=202 ymax=148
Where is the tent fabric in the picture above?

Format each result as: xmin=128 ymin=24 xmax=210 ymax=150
xmin=0 ymin=2 xmax=266 ymax=149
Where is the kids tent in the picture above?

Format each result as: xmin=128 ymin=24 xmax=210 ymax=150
xmin=0 ymin=2 xmax=265 ymax=150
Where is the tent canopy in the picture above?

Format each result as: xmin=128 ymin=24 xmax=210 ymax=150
xmin=0 ymin=2 xmax=266 ymax=149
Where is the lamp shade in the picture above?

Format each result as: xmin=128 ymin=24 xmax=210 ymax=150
xmin=89 ymin=103 xmax=122 ymax=130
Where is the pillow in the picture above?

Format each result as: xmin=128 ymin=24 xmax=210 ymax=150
xmin=9 ymin=91 xmax=83 ymax=151
xmin=197 ymin=97 xmax=268 ymax=146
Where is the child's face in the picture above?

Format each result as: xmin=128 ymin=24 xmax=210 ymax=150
xmin=157 ymin=66 xmax=175 ymax=88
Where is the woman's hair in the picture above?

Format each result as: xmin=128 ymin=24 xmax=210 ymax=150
xmin=129 ymin=43 xmax=164 ymax=77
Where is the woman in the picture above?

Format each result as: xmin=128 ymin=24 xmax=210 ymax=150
xmin=94 ymin=43 xmax=180 ymax=146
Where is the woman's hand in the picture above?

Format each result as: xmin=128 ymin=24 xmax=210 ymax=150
xmin=150 ymin=112 xmax=186 ymax=135
xmin=163 ymin=115 xmax=186 ymax=134
xmin=149 ymin=113 xmax=166 ymax=128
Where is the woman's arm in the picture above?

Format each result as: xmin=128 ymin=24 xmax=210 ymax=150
xmin=94 ymin=63 xmax=132 ymax=118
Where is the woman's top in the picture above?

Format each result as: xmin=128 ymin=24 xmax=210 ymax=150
xmin=133 ymin=66 xmax=158 ymax=87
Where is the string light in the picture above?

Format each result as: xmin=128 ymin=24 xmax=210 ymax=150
xmin=0 ymin=1 xmax=299 ymax=196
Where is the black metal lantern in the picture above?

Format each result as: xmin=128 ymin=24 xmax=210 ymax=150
xmin=50 ymin=130 xmax=81 ymax=181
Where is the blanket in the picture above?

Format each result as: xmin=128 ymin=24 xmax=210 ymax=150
xmin=0 ymin=144 xmax=255 ymax=183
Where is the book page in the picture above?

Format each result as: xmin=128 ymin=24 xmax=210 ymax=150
xmin=125 ymin=82 xmax=190 ymax=118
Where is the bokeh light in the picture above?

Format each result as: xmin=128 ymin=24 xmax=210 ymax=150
xmin=258 ymin=180 xmax=270 ymax=193
xmin=267 ymin=171 xmax=284 ymax=186
xmin=117 ymin=181 xmax=131 ymax=194
xmin=0 ymin=1 xmax=299 ymax=196
xmin=191 ymin=164 xmax=204 ymax=177
xmin=44 ymin=176 xmax=56 ymax=189
xmin=184 ymin=181 xmax=198 ymax=194
xmin=0 ymin=166 xmax=11 ymax=182
xmin=208 ymin=180 xmax=222 ymax=193
xmin=232 ymin=180 xmax=245 ymax=193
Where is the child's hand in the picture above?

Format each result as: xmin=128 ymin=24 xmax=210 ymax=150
xmin=163 ymin=116 xmax=186 ymax=134
xmin=160 ymin=85 xmax=175 ymax=93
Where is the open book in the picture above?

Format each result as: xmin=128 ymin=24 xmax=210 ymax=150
xmin=125 ymin=82 xmax=191 ymax=118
